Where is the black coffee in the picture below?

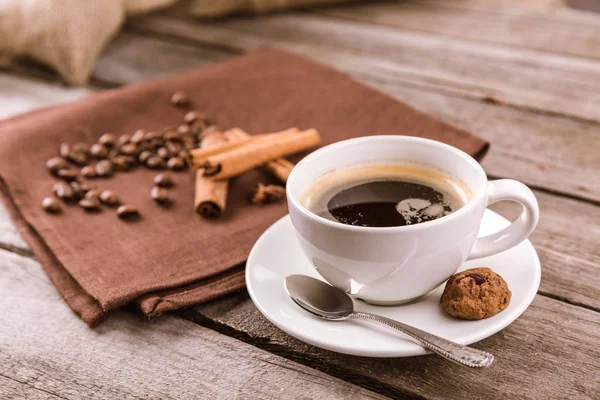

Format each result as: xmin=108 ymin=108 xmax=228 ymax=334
xmin=303 ymin=166 xmax=468 ymax=228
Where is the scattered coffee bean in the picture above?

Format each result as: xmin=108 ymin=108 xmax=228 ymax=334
xmin=177 ymin=124 xmax=191 ymax=135
xmin=138 ymin=151 xmax=152 ymax=164
xmin=99 ymin=190 xmax=120 ymax=206
xmin=177 ymin=150 xmax=189 ymax=160
xmin=131 ymin=129 xmax=146 ymax=144
xmin=112 ymin=156 xmax=132 ymax=171
xmin=57 ymin=168 xmax=80 ymax=181
xmin=157 ymin=147 xmax=169 ymax=159
xmin=70 ymin=181 xmax=93 ymax=198
xmin=119 ymin=143 xmax=138 ymax=156
xmin=165 ymin=141 xmax=182 ymax=156
xmin=42 ymin=196 xmax=62 ymax=213
xmin=107 ymin=148 xmax=120 ymax=159
xmin=171 ymin=91 xmax=190 ymax=107
xmin=95 ymin=160 xmax=113 ymax=177
xmin=53 ymin=182 xmax=75 ymax=201
xmin=90 ymin=143 xmax=108 ymax=158
xmin=183 ymin=141 xmax=197 ymax=151
xmin=117 ymin=134 xmax=130 ymax=147
xmin=85 ymin=188 xmax=101 ymax=201
xmin=117 ymin=204 xmax=139 ymax=219
xmin=167 ymin=157 xmax=186 ymax=170
xmin=154 ymin=173 xmax=173 ymax=187
xmin=151 ymin=186 xmax=170 ymax=204
xmin=146 ymin=156 xmax=166 ymax=169
xmin=79 ymin=198 xmax=101 ymax=211
xmin=72 ymin=142 xmax=90 ymax=154
xmin=184 ymin=111 xmax=200 ymax=125
xmin=144 ymin=131 xmax=163 ymax=141
xmin=164 ymin=130 xmax=180 ymax=141
xmin=67 ymin=151 xmax=87 ymax=166
xmin=147 ymin=138 xmax=164 ymax=150
xmin=46 ymin=157 xmax=69 ymax=173
xmin=60 ymin=143 xmax=71 ymax=158
xmin=81 ymin=165 xmax=96 ymax=178
xmin=99 ymin=133 xmax=117 ymax=147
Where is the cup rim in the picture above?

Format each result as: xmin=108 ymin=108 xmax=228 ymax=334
xmin=287 ymin=135 xmax=487 ymax=233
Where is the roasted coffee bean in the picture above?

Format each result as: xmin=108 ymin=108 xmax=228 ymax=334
xmin=42 ymin=196 xmax=62 ymax=213
xmin=147 ymin=138 xmax=164 ymax=149
xmin=85 ymin=188 xmax=101 ymax=200
xmin=138 ymin=150 xmax=152 ymax=164
xmin=167 ymin=157 xmax=186 ymax=170
xmin=72 ymin=142 xmax=90 ymax=154
xmin=81 ymin=165 xmax=96 ymax=178
xmin=46 ymin=157 xmax=69 ymax=173
xmin=99 ymin=190 xmax=120 ymax=206
xmin=151 ymin=186 xmax=170 ymax=204
xmin=183 ymin=141 xmax=197 ymax=151
xmin=164 ymin=130 xmax=180 ymax=141
xmin=117 ymin=134 xmax=130 ymax=147
xmin=171 ymin=91 xmax=190 ymax=107
xmin=184 ymin=111 xmax=200 ymax=125
xmin=177 ymin=124 xmax=191 ymax=135
xmin=95 ymin=160 xmax=113 ymax=177
xmin=154 ymin=173 xmax=173 ymax=187
xmin=53 ymin=182 xmax=75 ymax=201
xmin=60 ymin=143 xmax=71 ymax=157
xmin=131 ymin=129 xmax=146 ymax=144
xmin=165 ymin=141 xmax=182 ymax=156
xmin=146 ymin=156 xmax=166 ymax=169
xmin=117 ymin=204 xmax=139 ymax=219
xmin=107 ymin=148 xmax=120 ymax=159
xmin=144 ymin=131 xmax=163 ymax=141
xmin=157 ymin=147 xmax=169 ymax=159
xmin=99 ymin=133 xmax=117 ymax=146
xmin=177 ymin=150 xmax=189 ymax=160
xmin=79 ymin=198 xmax=101 ymax=211
xmin=57 ymin=168 xmax=80 ymax=181
xmin=119 ymin=143 xmax=138 ymax=156
xmin=70 ymin=181 xmax=93 ymax=199
xmin=112 ymin=156 xmax=133 ymax=171
xmin=67 ymin=151 xmax=87 ymax=166
xmin=90 ymin=143 xmax=108 ymax=158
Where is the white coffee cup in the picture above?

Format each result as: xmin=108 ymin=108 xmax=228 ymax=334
xmin=287 ymin=136 xmax=539 ymax=305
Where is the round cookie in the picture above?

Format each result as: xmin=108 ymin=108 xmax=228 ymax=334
xmin=440 ymin=267 xmax=511 ymax=320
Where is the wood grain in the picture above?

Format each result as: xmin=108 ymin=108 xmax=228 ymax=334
xmin=190 ymin=292 xmax=600 ymax=400
xmin=125 ymin=14 xmax=600 ymax=202
xmin=0 ymin=249 xmax=386 ymax=400
xmin=316 ymin=0 xmax=599 ymax=59
xmin=0 ymin=376 xmax=62 ymax=400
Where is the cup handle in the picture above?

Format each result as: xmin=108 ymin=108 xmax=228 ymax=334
xmin=467 ymin=179 xmax=539 ymax=260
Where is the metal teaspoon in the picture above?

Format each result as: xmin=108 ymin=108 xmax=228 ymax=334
xmin=284 ymin=274 xmax=494 ymax=368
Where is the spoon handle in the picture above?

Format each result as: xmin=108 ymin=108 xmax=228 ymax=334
xmin=351 ymin=311 xmax=494 ymax=368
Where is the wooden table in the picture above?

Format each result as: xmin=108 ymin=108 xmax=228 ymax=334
xmin=1 ymin=1 xmax=599 ymax=399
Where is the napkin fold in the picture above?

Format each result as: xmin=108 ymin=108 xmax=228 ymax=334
xmin=0 ymin=48 xmax=489 ymax=326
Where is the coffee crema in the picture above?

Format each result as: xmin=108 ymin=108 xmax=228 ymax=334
xmin=301 ymin=165 xmax=471 ymax=227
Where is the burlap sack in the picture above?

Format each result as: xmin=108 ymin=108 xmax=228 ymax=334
xmin=190 ymin=0 xmax=353 ymax=17
xmin=0 ymin=0 xmax=175 ymax=85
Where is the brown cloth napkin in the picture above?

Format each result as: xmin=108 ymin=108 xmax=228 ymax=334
xmin=0 ymin=48 xmax=489 ymax=326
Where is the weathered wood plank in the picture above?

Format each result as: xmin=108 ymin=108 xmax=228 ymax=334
xmin=190 ymin=292 xmax=600 ymax=400
xmin=126 ymin=14 xmax=600 ymax=202
xmin=0 ymin=249 xmax=387 ymax=400
xmin=133 ymin=9 xmax=600 ymax=123
xmin=315 ymin=0 xmax=600 ymax=60
xmin=0 ymin=376 xmax=62 ymax=400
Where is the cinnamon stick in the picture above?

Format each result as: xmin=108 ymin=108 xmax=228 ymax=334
xmin=194 ymin=131 xmax=230 ymax=217
xmin=200 ymin=128 xmax=320 ymax=180
xmin=225 ymin=129 xmax=296 ymax=183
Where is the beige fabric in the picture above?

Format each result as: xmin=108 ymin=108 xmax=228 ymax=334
xmin=0 ymin=0 xmax=175 ymax=85
xmin=190 ymin=0 xmax=352 ymax=17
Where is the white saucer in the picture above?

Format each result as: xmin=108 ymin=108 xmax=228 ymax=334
xmin=246 ymin=210 xmax=541 ymax=358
